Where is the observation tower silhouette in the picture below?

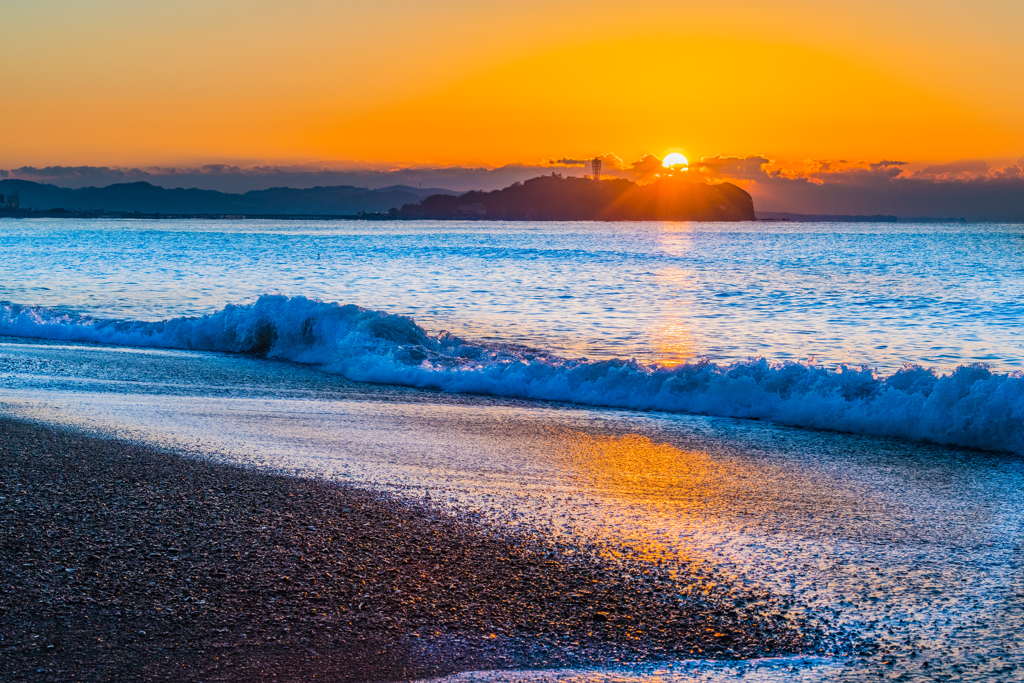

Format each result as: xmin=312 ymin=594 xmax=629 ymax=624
xmin=591 ymin=157 xmax=602 ymax=181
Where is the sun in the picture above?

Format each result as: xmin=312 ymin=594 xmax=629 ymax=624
xmin=662 ymin=153 xmax=689 ymax=168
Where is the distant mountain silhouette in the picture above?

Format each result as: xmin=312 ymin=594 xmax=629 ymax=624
xmin=0 ymin=176 xmax=755 ymax=221
xmin=0 ymin=180 xmax=457 ymax=215
xmin=399 ymin=174 xmax=755 ymax=221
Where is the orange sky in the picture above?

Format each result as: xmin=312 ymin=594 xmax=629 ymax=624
xmin=3 ymin=0 xmax=1022 ymax=168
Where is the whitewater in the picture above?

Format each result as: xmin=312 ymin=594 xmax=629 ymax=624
xmin=2 ymin=293 xmax=1022 ymax=454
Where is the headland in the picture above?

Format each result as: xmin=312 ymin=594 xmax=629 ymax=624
xmin=399 ymin=174 xmax=756 ymax=221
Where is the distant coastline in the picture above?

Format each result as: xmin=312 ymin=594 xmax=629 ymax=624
xmin=757 ymin=212 xmax=968 ymax=223
xmin=0 ymin=180 xmax=453 ymax=220
xmin=0 ymin=206 xmax=375 ymax=221
xmin=0 ymin=174 xmax=755 ymax=222
xmin=0 ymin=176 xmax=975 ymax=223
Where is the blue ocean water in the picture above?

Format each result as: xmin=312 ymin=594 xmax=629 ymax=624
xmin=1 ymin=218 xmax=1022 ymax=453
xmin=2 ymin=217 xmax=1024 ymax=682
xmin=3 ymin=219 xmax=1023 ymax=369
xmin=2 ymin=219 xmax=1024 ymax=371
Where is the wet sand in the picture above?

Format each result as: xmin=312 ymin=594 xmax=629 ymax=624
xmin=0 ymin=417 xmax=830 ymax=682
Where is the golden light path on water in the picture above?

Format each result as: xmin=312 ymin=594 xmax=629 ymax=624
xmin=648 ymin=226 xmax=698 ymax=367
xmin=556 ymin=431 xmax=736 ymax=567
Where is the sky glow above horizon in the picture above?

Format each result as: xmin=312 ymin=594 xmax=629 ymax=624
xmin=2 ymin=0 xmax=1023 ymax=169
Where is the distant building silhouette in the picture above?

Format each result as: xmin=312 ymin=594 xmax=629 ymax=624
xmin=0 ymin=193 xmax=4 ymax=206
xmin=6 ymin=190 xmax=18 ymax=209
xmin=591 ymin=157 xmax=602 ymax=181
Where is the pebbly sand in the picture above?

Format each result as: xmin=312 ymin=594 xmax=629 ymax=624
xmin=0 ymin=417 xmax=833 ymax=682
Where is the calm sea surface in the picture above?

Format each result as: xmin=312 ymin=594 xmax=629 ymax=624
xmin=1 ymin=218 xmax=1022 ymax=371
xmin=2 ymin=218 xmax=1023 ymax=682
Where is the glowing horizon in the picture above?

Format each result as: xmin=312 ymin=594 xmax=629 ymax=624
xmin=2 ymin=1 xmax=1022 ymax=169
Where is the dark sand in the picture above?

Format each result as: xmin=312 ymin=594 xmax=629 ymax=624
xmin=1 ymin=417 xmax=833 ymax=682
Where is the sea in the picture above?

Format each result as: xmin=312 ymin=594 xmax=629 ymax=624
xmin=1 ymin=218 xmax=1022 ymax=682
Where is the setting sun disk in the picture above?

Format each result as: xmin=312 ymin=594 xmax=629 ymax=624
xmin=662 ymin=153 xmax=688 ymax=167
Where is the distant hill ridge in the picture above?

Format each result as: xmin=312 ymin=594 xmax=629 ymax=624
xmin=1 ymin=175 xmax=755 ymax=221
xmin=0 ymin=179 xmax=457 ymax=216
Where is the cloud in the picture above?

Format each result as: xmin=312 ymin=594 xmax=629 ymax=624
xmin=809 ymin=161 xmax=905 ymax=184
xmin=915 ymin=159 xmax=989 ymax=178
xmin=991 ymin=162 xmax=1023 ymax=179
xmin=869 ymin=160 xmax=908 ymax=171
xmin=549 ymin=154 xmax=625 ymax=170
xmin=692 ymin=155 xmax=771 ymax=180
xmin=596 ymin=153 xmax=626 ymax=170
xmin=624 ymin=154 xmax=664 ymax=180
xmin=196 ymin=164 xmax=244 ymax=175
xmin=738 ymin=159 xmax=1024 ymax=220
xmin=8 ymin=165 xmax=136 ymax=181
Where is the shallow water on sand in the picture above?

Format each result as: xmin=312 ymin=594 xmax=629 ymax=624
xmin=2 ymin=338 xmax=1022 ymax=682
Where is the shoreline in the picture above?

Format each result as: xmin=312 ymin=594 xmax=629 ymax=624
xmin=0 ymin=417 xmax=833 ymax=681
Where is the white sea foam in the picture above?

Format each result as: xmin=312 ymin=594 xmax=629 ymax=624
xmin=3 ymin=295 xmax=1022 ymax=454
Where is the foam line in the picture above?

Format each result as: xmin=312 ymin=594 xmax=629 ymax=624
xmin=2 ymin=295 xmax=1021 ymax=453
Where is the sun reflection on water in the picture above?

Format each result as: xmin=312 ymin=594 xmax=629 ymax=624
xmin=648 ymin=225 xmax=698 ymax=366
xmin=559 ymin=431 xmax=727 ymax=502
xmin=541 ymin=428 xmax=759 ymax=576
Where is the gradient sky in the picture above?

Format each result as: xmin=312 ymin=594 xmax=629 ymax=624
xmin=3 ymin=0 xmax=1023 ymax=168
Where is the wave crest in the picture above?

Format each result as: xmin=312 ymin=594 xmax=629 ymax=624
xmin=3 ymin=295 xmax=1022 ymax=453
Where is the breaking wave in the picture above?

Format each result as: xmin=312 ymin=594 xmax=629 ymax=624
xmin=2 ymin=295 xmax=1022 ymax=453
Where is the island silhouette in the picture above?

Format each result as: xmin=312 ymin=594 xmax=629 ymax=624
xmin=398 ymin=174 xmax=755 ymax=221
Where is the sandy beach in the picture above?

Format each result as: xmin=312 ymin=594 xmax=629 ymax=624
xmin=0 ymin=416 xmax=829 ymax=682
